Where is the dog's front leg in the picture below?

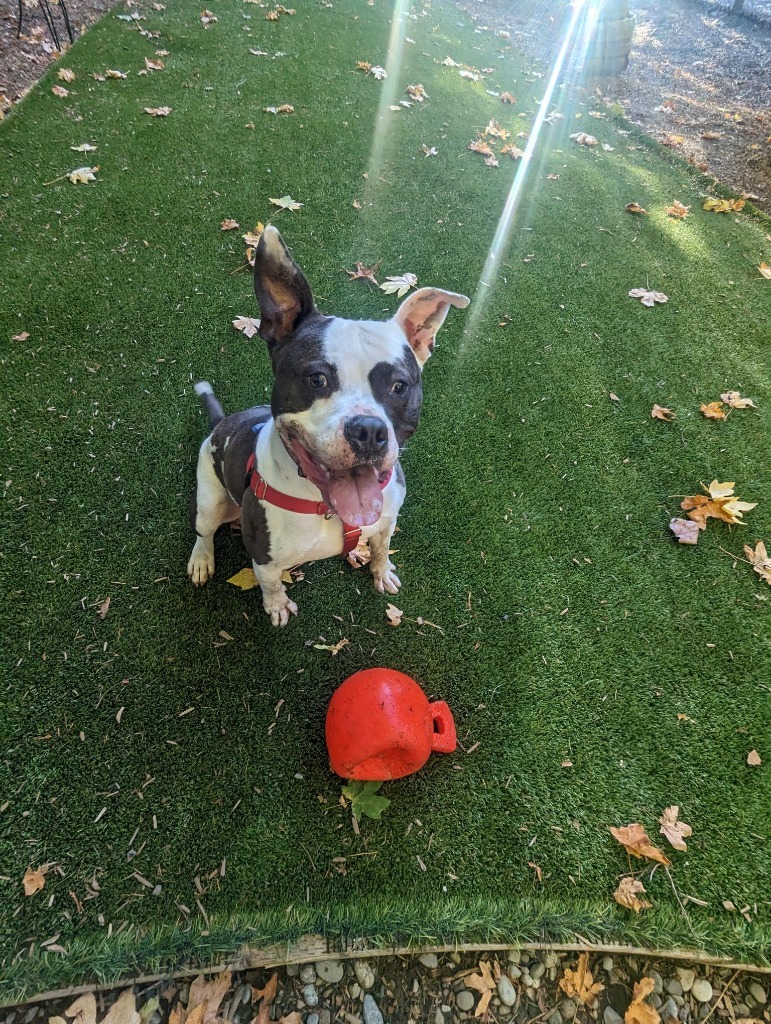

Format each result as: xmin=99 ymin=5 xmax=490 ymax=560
xmin=253 ymin=561 xmax=298 ymax=627
xmin=368 ymin=517 xmax=401 ymax=595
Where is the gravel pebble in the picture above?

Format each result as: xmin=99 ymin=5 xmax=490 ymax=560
xmin=531 ymin=962 xmax=546 ymax=981
xmin=548 ymin=1011 xmax=563 ymax=1024
xmin=349 ymin=983 xmax=361 ymax=1000
xmin=362 ymin=994 xmax=384 ymax=1024
xmin=497 ymin=976 xmax=517 ymax=1007
xmin=602 ymin=957 xmax=614 ymax=973
xmin=666 ymin=980 xmax=683 ymax=997
xmin=306 ymin=1015 xmax=320 ymax=1024
xmin=434 ymin=1010 xmax=445 ymax=1024
xmin=749 ymin=983 xmax=767 ymax=1005
xmin=353 ymin=960 xmax=376 ymax=991
xmin=508 ymin=964 xmax=522 ymax=980
xmin=560 ymin=998 xmax=578 ymax=1019
xmin=691 ymin=980 xmax=713 ymax=1004
xmin=456 ymin=991 xmax=475 ymax=1012
xmin=734 ymin=1005 xmax=750 ymax=1018
xmin=649 ymin=970 xmax=664 ymax=995
xmin=300 ymin=965 xmax=317 ymax=985
xmin=419 ymin=953 xmax=439 ymax=969
xmin=662 ymin=997 xmax=679 ymax=1021
xmin=677 ymin=969 xmax=695 ymax=993
xmin=302 ymin=984 xmax=319 ymax=1008
xmin=315 ymin=961 xmax=344 ymax=984
xmin=604 ymin=1007 xmax=623 ymax=1024
xmin=286 ymin=964 xmax=300 ymax=978
xmin=543 ymin=952 xmax=560 ymax=969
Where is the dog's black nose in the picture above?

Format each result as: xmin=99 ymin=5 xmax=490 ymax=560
xmin=344 ymin=416 xmax=389 ymax=458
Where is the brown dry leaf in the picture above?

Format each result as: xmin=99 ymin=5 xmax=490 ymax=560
xmin=651 ymin=404 xmax=675 ymax=421
xmin=758 ymin=262 xmax=771 ymax=279
xmin=65 ymin=995 xmax=97 ymax=1024
xmin=228 ymin=567 xmax=258 ymax=590
xmin=232 ymin=316 xmax=262 ymax=339
xmin=658 ymin=805 xmax=692 ymax=851
xmin=613 ymin=876 xmax=652 ymax=912
xmin=406 ymin=84 xmax=428 ymax=102
xmin=220 ymin=219 xmax=239 ymax=231
xmin=569 ymin=132 xmax=598 ymax=147
xmin=187 ymin=971 xmax=232 ymax=1024
xmin=252 ymin=972 xmax=278 ymax=1019
xmin=12 ymin=331 xmax=30 ymax=341
xmin=703 ymin=197 xmax=745 ymax=213
xmin=201 ymin=9 xmax=218 ymax=24
xmin=102 ymin=991 xmax=141 ymax=1024
xmin=681 ymin=482 xmax=757 ymax=530
xmin=385 ymin=603 xmax=403 ymax=627
xmin=666 ymin=200 xmax=690 ymax=218
xmin=629 ymin=288 xmax=668 ymax=307
xmin=625 ymin=978 xmax=661 ymax=1024
xmin=98 ymin=596 xmax=111 ymax=619
xmin=145 ymin=57 xmax=164 ymax=71
xmin=558 ymin=954 xmax=604 ymax=1006
xmin=625 ymin=202 xmax=648 ymax=215
xmin=743 ymin=541 xmax=771 ymax=584
xmin=346 ymin=260 xmax=381 ymax=285
xmin=52 ymin=85 xmax=69 ymax=97
xmin=264 ymin=104 xmax=294 ymax=114
xmin=747 ymin=749 xmax=762 ymax=766
xmin=356 ymin=60 xmax=371 ymax=71
xmin=702 ymin=131 xmax=721 ymax=140
xmin=485 ymin=118 xmax=509 ymax=140
xmin=484 ymin=154 xmax=499 ymax=168
xmin=106 ymin=70 xmax=128 ymax=79
xmin=23 ymin=865 xmax=47 ymax=896
xmin=144 ymin=106 xmax=172 ymax=116
xmin=465 ymin=961 xmax=495 ymax=1017
xmin=669 ymin=518 xmax=700 ymax=545
xmin=313 ymin=638 xmax=350 ymax=655
xmin=528 ymin=861 xmax=543 ymax=881
xmin=700 ymin=401 xmax=726 ymax=420
xmin=58 ymin=68 xmax=76 ymax=82
xmin=277 ymin=1016 xmax=302 ymax=1024
xmin=501 ymin=143 xmax=524 ymax=160
xmin=242 ymin=223 xmax=265 ymax=246
xmin=609 ymin=824 xmax=671 ymax=866
xmin=500 ymin=91 xmax=515 ymax=103
xmin=720 ymin=390 xmax=757 ymax=409
xmin=468 ymin=138 xmax=494 ymax=157
xmin=662 ymin=134 xmax=684 ymax=148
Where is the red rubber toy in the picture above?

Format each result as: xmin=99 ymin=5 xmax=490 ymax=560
xmin=325 ymin=668 xmax=457 ymax=781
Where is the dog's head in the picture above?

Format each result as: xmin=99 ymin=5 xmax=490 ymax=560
xmin=253 ymin=225 xmax=469 ymax=527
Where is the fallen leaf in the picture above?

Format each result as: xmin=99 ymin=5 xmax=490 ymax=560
xmin=276 ymin=1015 xmax=302 ymax=1024
xmin=468 ymin=138 xmax=494 ymax=157
xmin=71 ymin=143 xmax=97 ymax=152
xmin=699 ymin=401 xmax=726 ymax=420
xmin=720 ymin=390 xmax=757 ymax=409
xmin=747 ymin=749 xmax=762 ymax=766
xmin=609 ymin=824 xmax=671 ymax=865
xmin=484 ymin=154 xmax=499 ymax=167
xmin=269 ymin=196 xmax=303 ymax=211
xmin=406 ymin=84 xmax=428 ymax=102
xmin=500 ymin=91 xmax=515 ymax=103
xmin=547 ymin=173 xmax=560 ymax=180
xmin=629 ymin=287 xmax=668 ymax=307
xmin=12 ymin=331 xmax=30 ymax=341
xmin=758 ymin=262 xmax=771 ymax=279
xmin=341 ymin=780 xmax=391 ymax=821
xmin=602 ymin=143 xmax=615 ymax=152
xmin=485 ymin=118 xmax=509 ymax=140
xmin=702 ymin=131 xmax=721 ymax=140
xmin=252 ymin=972 xmax=278 ymax=1009
xmin=313 ymin=637 xmax=350 ymax=655
xmin=661 ymin=134 xmax=684 ymax=148
xmin=613 ymin=876 xmax=652 ymax=912
xmin=625 ymin=978 xmax=661 ymax=1024
xmin=528 ymin=861 xmax=543 ymax=881
xmin=669 ymin=518 xmax=700 ymax=545
xmin=64 ymin=995 xmax=97 ymax=1024
xmin=23 ymin=866 xmax=47 ymax=896
xmin=559 ymin=954 xmax=604 ymax=1006
xmin=421 ymin=145 xmax=438 ymax=158
xmin=658 ymin=805 xmax=692 ymax=851
xmin=220 ymin=219 xmax=239 ymax=231
xmin=227 ymin=567 xmax=259 ymax=590
xmin=369 ymin=66 xmax=387 ymax=80
xmin=187 ymin=971 xmax=232 ymax=1024
xmin=743 ymin=541 xmax=771 ymax=584
xmin=106 ymin=69 xmax=128 ymax=79
xmin=459 ymin=69 xmax=480 ymax=82
xmin=58 ymin=68 xmax=76 ymax=82
xmin=625 ymin=202 xmax=648 ymax=214
xmin=232 ymin=316 xmax=262 ymax=339
xmin=666 ymin=199 xmax=690 ymax=218
xmin=569 ymin=132 xmax=598 ymax=147
xmin=466 ymin=961 xmax=496 ymax=1017
xmin=352 ymin=198 xmax=362 ymax=207
xmin=609 ymin=392 xmax=620 ymax=403
xmin=264 ymin=104 xmax=294 ymax=114
xmin=703 ymin=197 xmax=745 ymax=213
xmin=102 ymin=991 xmax=140 ymax=1024
xmin=242 ymin=223 xmax=265 ymax=246
xmin=144 ymin=106 xmax=172 ymax=116
xmin=346 ymin=261 xmax=381 ymax=285
xmin=356 ymin=60 xmax=371 ymax=71
xmin=385 ymin=603 xmax=403 ymax=626
xmin=680 ymin=481 xmax=757 ymax=530
xmin=68 ymin=166 xmax=99 ymax=184
xmin=98 ymin=596 xmax=111 ymax=619
xmin=51 ymin=85 xmax=69 ymax=97
xmin=379 ymin=273 xmax=417 ymax=297
xmin=500 ymin=143 xmax=524 ymax=160
xmin=138 ymin=998 xmax=160 ymax=1024
xmin=202 ymin=9 xmax=218 ymax=24
xmin=144 ymin=57 xmax=164 ymax=71
xmin=651 ymin=404 xmax=675 ymax=421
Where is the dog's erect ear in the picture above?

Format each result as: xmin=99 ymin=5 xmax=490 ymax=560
xmin=254 ymin=225 xmax=316 ymax=347
xmin=391 ymin=287 xmax=470 ymax=367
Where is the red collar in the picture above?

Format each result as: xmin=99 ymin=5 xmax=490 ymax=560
xmin=245 ymin=452 xmax=392 ymax=556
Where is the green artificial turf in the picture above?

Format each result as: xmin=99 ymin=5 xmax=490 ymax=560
xmin=1 ymin=0 xmax=770 ymax=1001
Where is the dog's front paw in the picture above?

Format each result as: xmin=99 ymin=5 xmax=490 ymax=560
xmin=372 ymin=562 xmax=401 ymax=595
xmin=187 ymin=540 xmax=214 ymax=586
xmin=263 ymin=591 xmax=299 ymax=627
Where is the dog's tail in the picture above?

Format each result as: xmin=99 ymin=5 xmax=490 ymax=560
xmin=194 ymin=381 xmax=225 ymax=429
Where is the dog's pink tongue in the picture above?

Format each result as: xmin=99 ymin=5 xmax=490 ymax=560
xmin=327 ymin=465 xmax=383 ymax=528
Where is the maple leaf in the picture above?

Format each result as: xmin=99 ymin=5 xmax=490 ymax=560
xmin=68 ymin=166 xmax=99 ymax=184
xmin=102 ymin=990 xmax=140 ymax=1024
xmin=666 ymin=200 xmax=690 ymax=218
xmin=720 ymin=390 xmax=757 ymax=409
xmin=145 ymin=57 xmax=164 ymax=71
xmin=744 ymin=541 xmax=771 ymax=584
xmin=658 ymin=805 xmax=692 ymax=851
xmin=186 ymin=970 xmax=232 ymax=1023
xmin=342 ymin=780 xmax=391 ymax=821
xmin=220 ymin=219 xmax=239 ymax=231
xmin=64 ymin=995 xmax=97 ymax=1024
xmin=23 ymin=865 xmax=47 ymax=895
xmin=51 ymin=85 xmax=69 ymax=97
xmin=313 ymin=637 xmax=350 ymax=655
xmin=12 ymin=331 xmax=30 ymax=341
xmin=629 ymin=288 xmax=668 ymax=307
xmin=609 ymin=824 xmax=671 ymax=865
xmin=700 ymin=401 xmax=726 ymax=420
xmin=500 ymin=91 xmax=515 ymax=103
xmin=356 ymin=60 xmax=371 ymax=71
xmin=385 ymin=603 xmax=403 ymax=626
xmin=406 ymin=84 xmax=427 ymax=102
xmin=227 ymin=567 xmax=259 ymax=590
xmin=651 ymin=404 xmax=675 ymax=421
xmin=379 ymin=273 xmax=417 ymax=297
xmin=485 ymin=118 xmax=509 ymax=140
xmin=703 ymin=197 xmax=745 ymax=213
xmin=106 ymin=69 xmax=128 ymax=79
xmin=201 ymin=9 xmax=219 ymax=24
xmin=421 ymin=145 xmax=438 ymax=157
xmin=501 ymin=143 xmax=524 ymax=160
xmin=144 ymin=106 xmax=172 ymax=116
xmin=758 ymin=262 xmax=771 ymax=280
xmin=71 ymin=143 xmax=97 ymax=152
xmin=747 ymin=749 xmax=761 ymax=766
xmin=484 ymin=154 xmax=499 ymax=168
xmin=468 ymin=138 xmax=494 ymax=157
xmin=232 ymin=316 xmax=261 ymax=339
xmin=369 ymin=66 xmax=387 ymax=80
xmin=242 ymin=223 xmax=264 ymax=246
xmin=58 ymin=68 xmax=75 ymax=82
xmin=459 ymin=70 xmax=480 ymax=82
xmin=570 ymin=132 xmax=598 ymax=147
xmin=625 ymin=202 xmax=648 ymax=214
xmin=625 ymin=978 xmax=661 ymax=1024
xmin=252 ymin=971 xmax=278 ymax=1019
xmin=681 ymin=481 xmax=757 ymax=530
xmin=464 ymin=960 xmax=496 ymax=1017
xmin=269 ymin=195 xmax=303 ymax=211
xmin=559 ymin=954 xmax=604 ymax=1006
xmin=441 ymin=56 xmax=461 ymax=67
xmin=346 ymin=260 xmax=381 ymax=285
xmin=613 ymin=876 xmax=652 ymax=912
xmin=669 ymin=518 xmax=700 ymax=545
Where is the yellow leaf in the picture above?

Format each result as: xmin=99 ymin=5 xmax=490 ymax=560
xmin=666 ymin=200 xmax=690 ymax=218
xmin=625 ymin=978 xmax=661 ymax=1024
xmin=613 ymin=876 xmax=652 ymax=912
xmin=558 ymin=953 xmax=605 ymax=1006
xmin=707 ymin=480 xmax=735 ymax=499
xmin=699 ymin=401 xmax=726 ymax=420
xmin=58 ymin=68 xmax=76 ymax=82
xmin=609 ymin=824 xmax=671 ymax=865
xmin=625 ymin=202 xmax=648 ymax=214
xmin=227 ymin=567 xmax=259 ymax=590
xmin=269 ymin=196 xmax=303 ymax=211
xmin=703 ymin=197 xmax=744 ymax=213
xmin=758 ymin=262 xmax=771 ymax=279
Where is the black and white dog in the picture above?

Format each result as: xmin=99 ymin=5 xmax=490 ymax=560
xmin=188 ymin=226 xmax=469 ymax=626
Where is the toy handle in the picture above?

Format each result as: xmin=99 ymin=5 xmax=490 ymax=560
xmin=430 ymin=701 xmax=457 ymax=754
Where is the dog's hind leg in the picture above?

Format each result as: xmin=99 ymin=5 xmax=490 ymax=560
xmin=188 ymin=436 xmax=239 ymax=585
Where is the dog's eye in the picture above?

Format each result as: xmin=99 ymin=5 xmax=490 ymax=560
xmin=308 ymin=372 xmax=329 ymax=389
xmin=391 ymin=380 xmax=408 ymax=396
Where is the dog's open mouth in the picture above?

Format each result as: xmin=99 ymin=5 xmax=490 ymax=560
xmin=287 ymin=437 xmax=389 ymax=528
